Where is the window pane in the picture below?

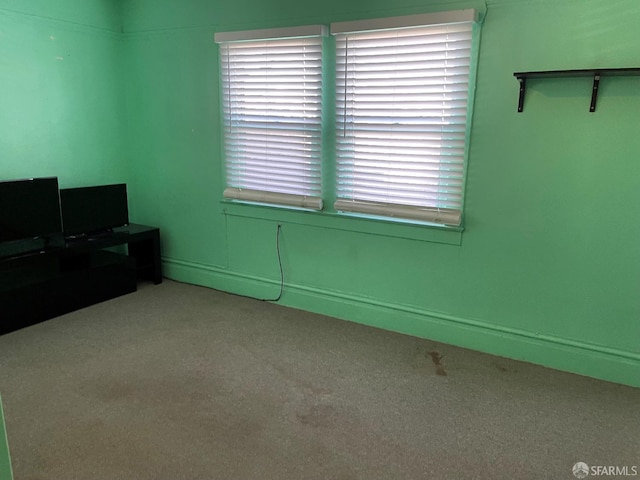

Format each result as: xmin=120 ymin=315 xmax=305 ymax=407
xmin=220 ymin=36 xmax=324 ymax=209
xmin=334 ymin=22 xmax=473 ymax=225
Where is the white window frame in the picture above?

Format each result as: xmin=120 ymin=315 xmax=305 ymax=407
xmin=331 ymin=10 xmax=478 ymax=227
xmin=215 ymin=25 xmax=327 ymax=210
xmin=215 ymin=11 xmax=479 ymax=229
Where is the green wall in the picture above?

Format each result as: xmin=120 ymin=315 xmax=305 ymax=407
xmin=0 ymin=395 xmax=12 ymax=480
xmin=121 ymin=0 xmax=640 ymax=387
xmin=3 ymin=0 xmax=638 ymax=387
xmin=0 ymin=0 xmax=125 ymax=188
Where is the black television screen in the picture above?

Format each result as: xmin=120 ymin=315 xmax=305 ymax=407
xmin=0 ymin=177 xmax=63 ymax=243
xmin=60 ymin=184 xmax=129 ymax=237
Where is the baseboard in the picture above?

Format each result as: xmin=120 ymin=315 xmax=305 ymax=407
xmin=163 ymin=257 xmax=640 ymax=388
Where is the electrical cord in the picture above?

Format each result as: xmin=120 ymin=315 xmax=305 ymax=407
xmin=259 ymin=223 xmax=284 ymax=302
xmin=171 ymin=220 xmax=284 ymax=303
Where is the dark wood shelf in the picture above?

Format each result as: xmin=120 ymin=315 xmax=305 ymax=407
xmin=513 ymin=68 xmax=640 ymax=112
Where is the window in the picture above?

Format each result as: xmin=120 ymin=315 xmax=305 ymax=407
xmin=332 ymin=11 xmax=477 ymax=226
xmin=216 ymin=11 xmax=478 ymax=227
xmin=215 ymin=26 xmax=326 ymax=210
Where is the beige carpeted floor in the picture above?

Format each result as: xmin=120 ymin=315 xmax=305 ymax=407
xmin=0 ymin=280 xmax=638 ymax=479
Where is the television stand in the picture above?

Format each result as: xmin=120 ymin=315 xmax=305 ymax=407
xmin=0 ymin=224 xmax=162 ymax=335
xmin=62 ymin=224 xmax=162 ymax=285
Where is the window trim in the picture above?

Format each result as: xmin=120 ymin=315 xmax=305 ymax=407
xmin=331 ymin=11 xmax=478 ymax=227
xmin=330 ymin=9 xmax=478 ymax=35
xmin=215 ymin=25 xmax=328 ymax=43
xmin=216 ymin=26 xmax=327 ymax=210
xmin=221 ymin=199 xmax=464 ymax=246
xmin=215 ymin=10 xmax=480 ymax=229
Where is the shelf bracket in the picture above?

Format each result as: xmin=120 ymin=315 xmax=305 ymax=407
xmin=517 ymin=77 xmax=526 ymax=112
xmin=514 ymin=68 xmax=640 ymax=113
xmin=589 ymin=73 xmax=600 ymax=112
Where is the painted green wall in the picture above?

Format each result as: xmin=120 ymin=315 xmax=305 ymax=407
xmin=0 ymin=0 xmax=121 ymax=32
xmin=0 ymin=395 xmax=12 ymax=480
xmin=3 ymin=0 xmax=637 ymax=387
xmin=121 ymin=0 xmax=640 ymax=387
xmin=0 ymin=0 xmax=125 ymax=188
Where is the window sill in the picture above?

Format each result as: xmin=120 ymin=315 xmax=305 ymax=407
xmin=221 ymin=200 xmax=463 ymax=246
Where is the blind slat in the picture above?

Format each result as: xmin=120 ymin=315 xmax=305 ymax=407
xmin=334 ymin=199 xmax=461 ymax=225
xmin=224 ymin=188 xmax=323 ymax=210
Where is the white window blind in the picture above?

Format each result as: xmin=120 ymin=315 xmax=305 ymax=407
xmin=216 ymin=26 xmax=325 ymax=210
xmin=332 ymin=11 xmax=476 ymax=226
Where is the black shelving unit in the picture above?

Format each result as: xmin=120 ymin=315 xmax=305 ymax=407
xmin=513 ymin=68 xmax=640 ymax=112
xmin=0 ymin=223 xmax=162 ymax=334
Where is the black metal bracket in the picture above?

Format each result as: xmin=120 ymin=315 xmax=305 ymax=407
xmin=517 ymin=77 xmax=526 ymax=113
xmin=589 ymin=73 xmax=600 ymax=112
xmin=513 ymin=67 xmax=640 ymax=113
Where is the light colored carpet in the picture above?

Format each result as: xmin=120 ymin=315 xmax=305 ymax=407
xmin=0 ymin=280 xmax=638 ymax=479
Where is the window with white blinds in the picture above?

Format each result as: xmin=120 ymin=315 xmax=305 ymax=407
xmin=332 ymin=11 xmax=477 ymax=226
xmin=215 ymin=26 xmax=326 ymax=210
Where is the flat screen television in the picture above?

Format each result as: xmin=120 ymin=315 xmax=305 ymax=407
xmin=60 ymin=184 xmax=129 ymax=237
xmin=0 ymin=177 xmax=63 ymax=244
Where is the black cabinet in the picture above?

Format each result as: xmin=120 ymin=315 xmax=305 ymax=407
xmin=0 ymin=224 xmax=162 ymax=335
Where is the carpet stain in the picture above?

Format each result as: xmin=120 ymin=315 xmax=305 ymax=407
xmin=427 ymin=351 xmax=447 ymax=376
xmin=267 ymin=360 xmax=333 ymax=397
xmin=296 ymin=404 xmax=339 ymax=428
